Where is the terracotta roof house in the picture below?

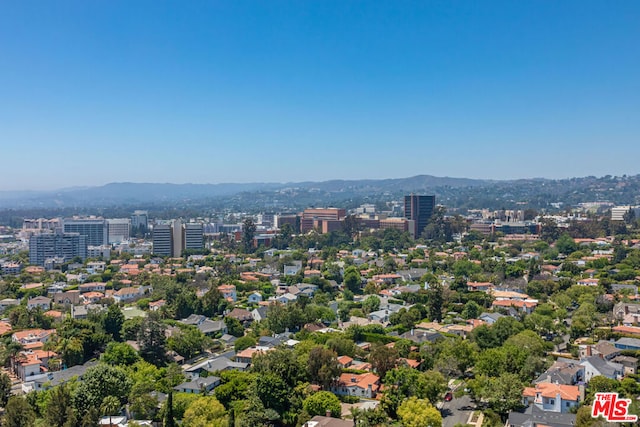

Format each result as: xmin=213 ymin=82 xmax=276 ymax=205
xmin=522 ymin=383 xmax=581 ymax=413
xmin=329 ymin=372 xmax=380 ymax=398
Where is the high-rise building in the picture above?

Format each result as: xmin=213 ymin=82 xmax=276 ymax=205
xmin=152 ymin=222 xmax=173 ymax=256
xmin=29 ymin=232 xmax=87 ymax=266
xmin=152 ymin=220 xmax=202 ymax=257
xmin=404 ymin=195 xmax=435 ymax=237
xmin=300 ymin=208 xmax=346 ymax=233
xmin=131 ymin=210 xmax=149 ymax=231
xmin=63 ymin=217 xmax=107 ymax=246
xmin=183 ymin=223 xmax=204 ymax=251
xmin=106 ymin=219 xmax=131 ymax=243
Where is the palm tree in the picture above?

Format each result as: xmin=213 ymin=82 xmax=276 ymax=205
xmin=101 ymin=395 xmax=121 ymax=427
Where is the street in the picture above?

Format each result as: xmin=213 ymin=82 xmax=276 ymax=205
xmin=441 ymin=394 xmax=475 ymax=427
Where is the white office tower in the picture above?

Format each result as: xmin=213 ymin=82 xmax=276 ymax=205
xmin=106 ymin=219 xmax=131 ymax=243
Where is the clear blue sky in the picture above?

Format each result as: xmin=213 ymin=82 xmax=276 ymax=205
xmin=1 ymin=1 xmax=639 ymax=190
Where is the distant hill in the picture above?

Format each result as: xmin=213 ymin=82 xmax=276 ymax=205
xmin=0 ymin=174 xmax=638 ymax=211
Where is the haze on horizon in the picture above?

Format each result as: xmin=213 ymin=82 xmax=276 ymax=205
xmin=1 ymin=1 xmax=639 ymax=191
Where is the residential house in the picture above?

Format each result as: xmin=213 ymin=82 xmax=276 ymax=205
xmin=467 ymin=281 xmax=494 ymax=292
xmin=52 ymin=290 xmax=81 ymax=306
xmin=368 ymin=309 xmax=390 ymax=324
xmin=248 ymin=292 xmax=263 ymax=304
xmin=303 ymin=416 xmax=353 ymax=427
xmin=23 ymin=360 xmax=98 ymax=392
xmin=614 ymin=337 xmax=640 ymax=351
xmin=492 ymin=299 xmax=537 ymax=315
xmin=258 ymin=333 xmax=290 ymax=348
xmin=217 ymin=284 xmax=237 ymax=302
xmin=226 ymin=308 xmax=253 ymax=324
xmin=399 ymin=329 xmax=443 ymax=344
xmin=284 ymin=261 xmax=303 ymax=276
xmin=507 ymin=405 xmax=576 ymax=427
xmin=184 ymin=356 xmax=248 ymax=379
xmin=579 ymin=341 xmax=620 ymax=361
xmin=112 ymin=287 xmax=144 ymax=303
xmin=534 ymin=359 xmax=584 ymax=385
xmin=522 ymin=383 xmax=581 ymax=413
xmin=82 ymin=292 xmax=105 ymax=304
xmin=611 ymin=355 xmax=638 ymax=375
xmin=0 ymin=298 xmax=20 ymax=312
xmin=251 ymin=306 xmax=268 ymax=322
xmin=79 ymin=282 xmax=106 ymax=293
xmin=149 ymin=300 xmax=166 ymax=311
xmin=14 ymin=349 xmax=56 ymax=381
xmin=329 ymin=372 xmax=380 ymax=398
xmin=337 ymin=355 xmax=353 ymax=368
xmin=174 ymin=376 xmax=221 ymax=394
xmin=235 ymin=346 xmax=272 ymax=364
xmin=613 ymin=302 xmax=640 ymax=320
xmin=179 ymin=314 xmax=227 ymax=336
xmin=479 ymin=312 xmax=505 ymax=325
xmin=580 ymin=356 xmax=623 ymax=381
xmin=12 ymin=329 xmax=55 ymax=346
xmin=372 ymin=273 xmax=402 ymax=285
xmin=274 ymin=293 xmax=297 ymax=304
xmin=27 ymin=296 xmax=51 ymax=311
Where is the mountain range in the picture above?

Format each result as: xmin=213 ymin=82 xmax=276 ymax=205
xmin=0 ymin=174 xmax=638 ymax=211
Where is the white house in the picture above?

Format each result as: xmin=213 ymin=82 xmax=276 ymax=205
xmin=27 ymin=296 xmax=51 ymax=311
xmin=522 ymin=383 xmax=581 ymax=413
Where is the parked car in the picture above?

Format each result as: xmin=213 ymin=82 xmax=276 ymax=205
xmin=444 ymin=392 xmax=453 ymax=402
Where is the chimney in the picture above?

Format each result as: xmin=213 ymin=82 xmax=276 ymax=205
xmin=326 ymin=410 xmax=332 ymax=417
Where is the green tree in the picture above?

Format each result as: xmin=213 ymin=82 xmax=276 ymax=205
xmin=369 ymin=343 xmax=398 ymax=380
xmin=242 ymin=218 xmax=257 ymax=254
xmin=225 ymin=317 xmax=245 ymax=338
xmin=182 ymin=396 xmax=228 ymax=427
xmin=3 ymin=396 xmax=36 ymax=427
xmin=138 ymin=315 xmax=168 ymax=366
xmin=397 ymin=396 xmax=442 ymax=427
xmin=214 ymin=371 xmax=255 ymax=409
xmin=303 ymin=391 xmax=342 ymax=418
xmin=556 ymin=233 xmax=578 ymax=255
xmin=162 ymin=391 xmax=176 ymax=427
xmin=73 ymin=364 xmax=132 ymax=415
xmin=102 ymin=342 xmax=141 ymax=366
xmin=101 ymin=395 xmax=122 ymax=427
xmin=251 ymin=347 xmax=304 ymax=388
xmin=0 ymin=372 xmax=11 ymax=407
xmin=103 ymin=304 xmax=125 ymax=341
xmin=471 ymin=373 xmax=524 ymax=415
xmin=234 ymin=335 xmax=257 ymax=352
xmin=306 ymin=346 xmax=341 ymax=389
xmin=382 ymin=367 xmax=444 ymax=418
xmin=362 ymin=295 xmax=381 ymax=314
xmin=58 ymin=337 xmax=85 ymax=368
xmin=461 ymin=300 xmax=481 ymax=320
xmin=254 ymin=373 xmax=290 ymax=413
xmin=44 ymin=384 xmax=75 ymax=427
xmin=343 ymin=266 xmax=362 ymax=294
xmin=426 ymin=281 xmax=444 ymax=322
xmin=167 ymin=327 xmax=207 ymax=360
xmin=586 ymin=376 xmax=619 ymax=402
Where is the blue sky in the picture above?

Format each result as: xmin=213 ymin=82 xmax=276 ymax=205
xmin=1 ymin=1 xmax=639 ymax=190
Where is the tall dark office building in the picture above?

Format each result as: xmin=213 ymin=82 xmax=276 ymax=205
xmin=404 ymin=194 xmax=435 ymax=237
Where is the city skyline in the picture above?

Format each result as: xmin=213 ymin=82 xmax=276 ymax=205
xmin=1 ymin=1 xmax=640 ymax=190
